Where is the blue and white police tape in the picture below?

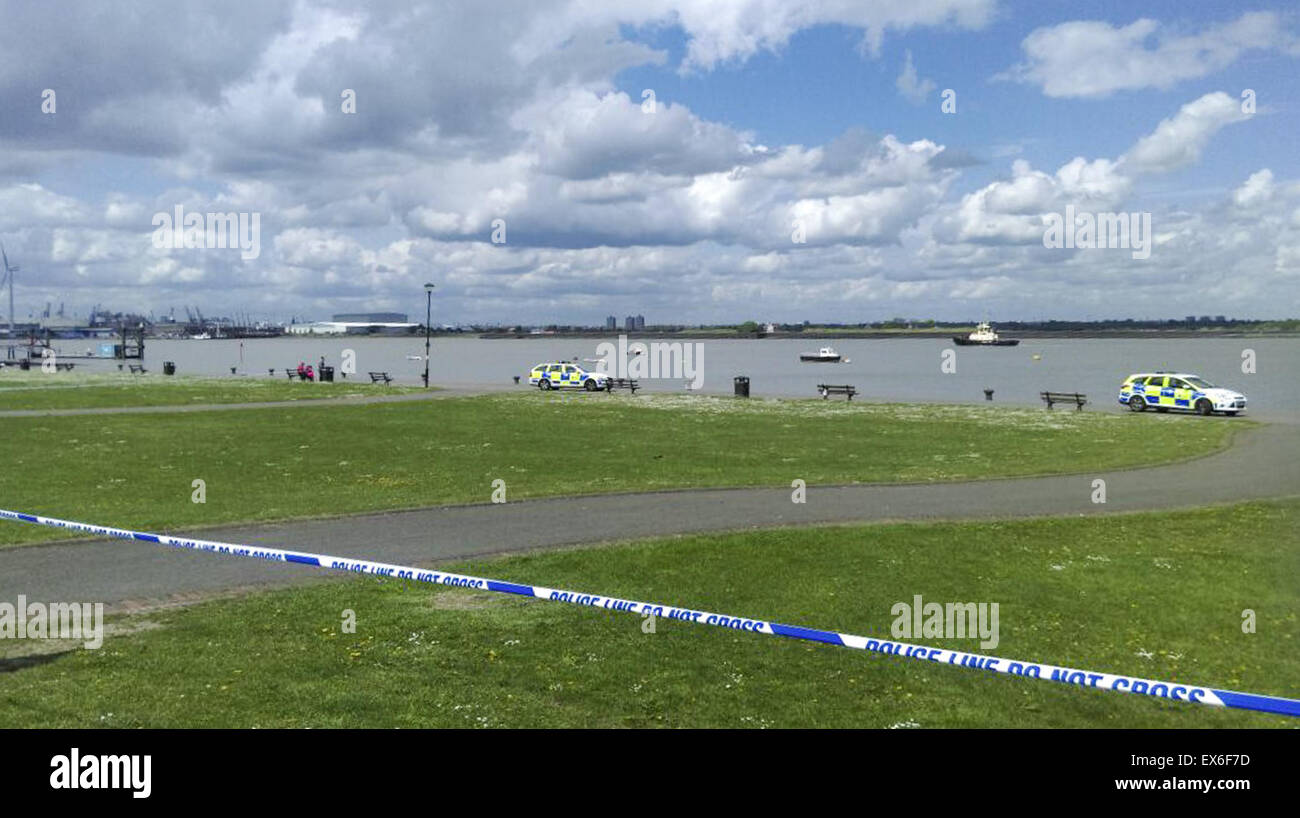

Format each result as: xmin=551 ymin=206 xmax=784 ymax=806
xmin=4 ymin=506 xmax=1299 ymax=719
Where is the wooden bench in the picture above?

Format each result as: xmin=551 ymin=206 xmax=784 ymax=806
xmin=817 ymin=383 xmax=856 ymax=401
xmin=1041 ymin=391 xmax=1087 ymax=410
xmin=603 ymin=378 xmax=639 ymax=394
xmin=127 ymin=364 xmax=146 ymax=374
xmin=369 ymin=371 xmax=393 ymax=385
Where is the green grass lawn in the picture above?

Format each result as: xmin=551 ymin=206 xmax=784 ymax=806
xmin=1 ymin=501 xmax=1293 ymax=728
xmin=0 ymin=392 xmax=1238 ymax=547
xmin=0 ymin=372 xmax=420 ymax=410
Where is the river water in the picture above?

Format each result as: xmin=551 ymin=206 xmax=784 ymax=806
xmin=35 ymin=335 xmax=1298 ymax=416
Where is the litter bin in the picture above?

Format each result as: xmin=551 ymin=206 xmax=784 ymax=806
xmin=319 ymin=365 xmax=334 ymax=383
xmin=163 ymin=361 xmax=176 ymax=376
xmin=18 ymin=358 xmax=30 ymax=370
xmin=733 ymin=375 xmax=750 ymax=398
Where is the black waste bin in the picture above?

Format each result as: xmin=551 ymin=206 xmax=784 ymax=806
xmin=163 ymin=361 xmax=176 ymax=376
xmin=320 ymin=365 xmax=334 ymax=383
xmin=18 ymin=358 xmax=30 ymax=370
xmin=733 ymin=375 xmax=750 ymax=397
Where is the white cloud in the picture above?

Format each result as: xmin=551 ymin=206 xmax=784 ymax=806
xmin=934 ymin=93 xmax=1247 ymax=246
xmin=1233 ymin=169 xmax=1274 ymax=209
xmin=1278 ymin=244 xmax=1300 ymax=272
xmin=0 ymin=184 xmax=94 ymax=230
xmin=934 ymin=155 xmax=1131 ymax=245
xmin=787 ymin=185 xmax=943 ymax=245
xmin=1054 ymin=157 xmax=1130 ymax=203
xmin=513 ymin=0 xmax=995 ymax=71
xmin=520 ymin=88 xmax=755 ymax=180
xmin=1121 ymin=92 xmax=1250 ymax=173
xmin=896 ymin=50 xmax=937 ymax=104
xmin=274 ymin=228 xmax=364 ymax=268
xmin=1004 ymin=12 xmax=1299 ymax=98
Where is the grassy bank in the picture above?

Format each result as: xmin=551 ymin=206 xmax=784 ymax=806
xmin=0 ymin=372 xmax=420 ymax=410
xmin=0 ymin=393 xmax=1239 ymax=548
xmin=1 ymin=501 xmax=1293 ymax=727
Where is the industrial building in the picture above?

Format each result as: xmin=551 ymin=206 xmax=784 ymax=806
xmin=287 ymin=318 xmax=419 ymax=335
xmin=332 ymin=312 xmax=408 ymax=323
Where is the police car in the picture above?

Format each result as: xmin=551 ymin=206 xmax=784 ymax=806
xmin=528 ymin=361 xmax=610 ymax=391
xmin=1118 ymin=372 xmax=1247 ymax=416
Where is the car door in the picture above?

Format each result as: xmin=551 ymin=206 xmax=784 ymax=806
xmin=1144 ymin=375 xmax=1166 ymax=405
xmin=1164 ymin=374 xmax=1185 ymax=405
xmin=1167 ymin=377 xmax=1194 ymax=409
xmin=562 ymin=364 xmax=578 ymax=386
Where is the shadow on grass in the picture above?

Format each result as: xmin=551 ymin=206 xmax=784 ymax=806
xmin=0 ymin=650 xmax=77 ymax=674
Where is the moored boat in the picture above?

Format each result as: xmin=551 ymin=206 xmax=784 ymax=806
xmin=799 ymin=346 xmax=843 ymax=362
xmin=952 ymin=322 xmax=1019 ymax=346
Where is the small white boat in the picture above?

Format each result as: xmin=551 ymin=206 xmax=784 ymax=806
xmin=952 ymin=322 xmax=1019 ymax=347
xmin=799 ymin=346 xmax=842 ymax=362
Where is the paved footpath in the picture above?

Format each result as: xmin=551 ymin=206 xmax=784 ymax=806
xmin=1 ymin=415 xmax=1297 ymax=611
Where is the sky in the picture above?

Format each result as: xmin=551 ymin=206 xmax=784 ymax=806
xmin=1 ymin=0 xmax=1298 ymax=325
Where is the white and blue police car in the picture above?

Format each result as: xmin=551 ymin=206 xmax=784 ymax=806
xmin=527 ymin=361 xmax=610 ymax=391
xmin=1119 ymin=372 xmax=1247 ymax=416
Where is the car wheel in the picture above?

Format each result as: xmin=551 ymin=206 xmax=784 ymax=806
xmin=1128 ymin=395 xmax=1146 ymax=412
xmin=539 ymin=379 xmax=552 ymax=391
xmin=1196 ymin=399 xmax=1213 ymax=416
xmin=584 ymin=378 xmax=599 ymax=391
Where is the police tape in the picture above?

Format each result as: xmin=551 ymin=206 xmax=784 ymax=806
xmin=3 ymin=506 xmax=1298 ymax=719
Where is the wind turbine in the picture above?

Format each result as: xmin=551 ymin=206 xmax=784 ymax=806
xmin=0 ymin=243 xmax=17 ymax=341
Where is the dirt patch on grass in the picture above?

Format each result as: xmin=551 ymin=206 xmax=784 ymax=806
xmin=425 ymin=590 xmax=513 ymax=611
xmin=0 ymin=618 xmax=165 ymax=662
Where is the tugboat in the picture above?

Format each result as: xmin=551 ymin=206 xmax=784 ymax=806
xmin=799 ymin=346 xmax=843 ymax=362
xmin=952 ymin=322 xmax=1019 ymax=347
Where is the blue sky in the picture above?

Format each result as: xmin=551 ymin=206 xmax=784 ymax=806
xmin=1 ymin=0 xmax=1298 ymax=325
xmin=615 ymin=3 xmax=1299 ymax=199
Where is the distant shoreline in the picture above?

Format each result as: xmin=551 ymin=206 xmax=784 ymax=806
xmin=18 ymin=329 xmax=1295 ymax=346
xmin=475 ymin=330 xmax=1300 ymax=341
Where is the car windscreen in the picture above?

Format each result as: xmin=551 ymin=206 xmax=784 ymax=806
xmin=1184 ymin=376 xmax=1215 ymax=389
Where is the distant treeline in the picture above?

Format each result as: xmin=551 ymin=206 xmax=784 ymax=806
xmin=488 ymin=316 xmax=1300 ymax=336
xmin=747 ymin=317 xmax=1300 ymax=333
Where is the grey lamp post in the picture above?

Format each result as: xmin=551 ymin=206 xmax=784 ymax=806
xmin=423 ymin=283 xmax=435 ymax=388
